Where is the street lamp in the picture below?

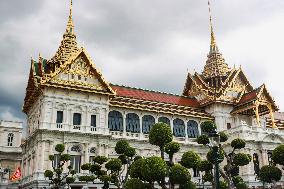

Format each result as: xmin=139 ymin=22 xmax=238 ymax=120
xmin=208 ymin=130 xmax=220 ymax=189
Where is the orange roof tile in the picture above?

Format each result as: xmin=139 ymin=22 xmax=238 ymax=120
xmin=111 ymin=84 xmax=200 ymax=108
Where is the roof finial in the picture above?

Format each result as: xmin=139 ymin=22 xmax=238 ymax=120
xmin=66 ymin=0 xmax=74 ymax=34
xmin=208 ymin=0 xmax=218 ymax=53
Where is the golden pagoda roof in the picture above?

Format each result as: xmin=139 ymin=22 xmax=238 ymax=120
xmin=202 ymin=0 xmax=230 ymax=79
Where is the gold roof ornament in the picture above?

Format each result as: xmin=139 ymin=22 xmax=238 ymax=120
xmin=202 ymin=0 xmax=230 ymax=79
xmin=51 ymin=0 xmax=79 ymax=64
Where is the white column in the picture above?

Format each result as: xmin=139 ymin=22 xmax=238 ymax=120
xmin=139 ymin=114 xmax=143 ymax=134
xmin=40 ymin=141 xmax=45 ymax=171
xmin=84 ymin=143 xmax=89 ymax=164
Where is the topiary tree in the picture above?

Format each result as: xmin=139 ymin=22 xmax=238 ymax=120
xmin=124 ymin=178 xmax=145 ymax=189
xmin=165 ymin=142 xmax=180 ymax=166
xmin=80 ymin=140 xmax=142 ymax=189
xmin=141 ymin=156 xmax=168 ymax=188
xmin=196 ymin=121 xmax=251 ymax=189
xmin=181 ymin=151 xmax=201 ymax=169
xmin=272 ymin=144 xmax=284 ymax=167
xmin=169 ymin=164 xmax=191 ymax=186
xmin=149 ymin=123 xmax=173 ymax=159
xmin=44 ymin=144 xmax=76 ymax=189
xmin=259 ymin=165 xmax=282 ymax=186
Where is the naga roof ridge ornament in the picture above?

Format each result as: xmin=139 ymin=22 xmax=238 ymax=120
xmin=202 ymin=0 xmax=230 ymax=79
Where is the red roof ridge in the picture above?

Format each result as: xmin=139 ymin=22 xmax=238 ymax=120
xmin=110 ymin=83 xmax=196 ymax=99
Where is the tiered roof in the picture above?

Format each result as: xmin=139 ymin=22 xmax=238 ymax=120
xmin=110 ymin=85 xmax=212 ymax=119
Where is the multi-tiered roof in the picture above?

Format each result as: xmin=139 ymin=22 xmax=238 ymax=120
xmin=23 ymin=1 xmax=280 ymax=128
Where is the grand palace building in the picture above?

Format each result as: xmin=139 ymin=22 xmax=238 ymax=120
xmin=17 ymin=1 xmax=284 ymax=188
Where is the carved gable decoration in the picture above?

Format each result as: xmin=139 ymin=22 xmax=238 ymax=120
xmin=42 ymin=48 xmax=115 ymax=95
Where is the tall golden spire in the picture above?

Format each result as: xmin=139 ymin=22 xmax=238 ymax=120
xmin=66 ymin=0 xmax=74 ymax=34
xmin=51 ymin=0 xmax=79 ymax=64
xmin=208 ymin=0 xmax=218 ymax=53
xmin=202 ymin=0 xmax=230 ymax=79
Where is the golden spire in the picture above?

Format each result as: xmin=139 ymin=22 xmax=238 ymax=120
xmin=66 ymin=0 xmax=74 ymax=34
xmin=208 ymin=0 xmax=218 ymax=53
xmin=202 ymin=0 xmax=230 ymax=79
xmin=50 ymin=0 xmax=79 ymax=63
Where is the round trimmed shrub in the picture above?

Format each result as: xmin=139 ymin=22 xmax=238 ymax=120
xmin=44 ymin=170 xmax=53 ymax=178
xmin=55 ymin=144 xmax=65 ymax=153
xmin=165 ymin=141 xmax=180 ymax=156
xmin=231 ymin=138 xmax=246 ymax=149
xmin=197 ymin=135 xmax=210 ymax=145
xmin=236 ymin=182 xmax=248 ymax=189
xmin=203 ymin=171 xmax=213 ymax=182
xmin=66 ymin=177 xmax=75 ymax=184
xmin=125 ymin=147 xmax=136 ymax=157
xmin=49 ymin=155 xmax=54 ymax=161
xmin=198 ymin=160 xmax=213 ymax=172
xmin=149 ymin=123 xmax=173 ymax=148
xmin=181 ymin=151 xmax=201 ymax=169
xmin=169 ymin=164 xmax=191 ymax=185
xmin=115 ymin=140 xmax=130 ymax=154
xmin=232 ymin=176 xmax=244 ymax=186
xmin=220 ymin=181 xmax=228 ymax=189
xmin=179 ymin=181 xmax=196 ymax=189
xmin=124 ymin=178 xmax=145 ymax=189
xmin=259 ymin=165 xmax=282 ymax=183
xmin=90 ymin=164 xmax=101 ymax=173
xmin=81 ymin=163 xmax=91 ymax=170
xmin=93 ymin=156 xmax=108 ymax=165
xmin=200 ymin=121 xmax=217 ymax=133
xmin=219 ymin=132 xmax=228 ymax=142
xmin=141 ymin=156 xmax=168 ymax=182
xmin=233 ymin=153 xmax=251 ymax=166
xmin=105 ymin=159 xmax=122 ymax=172
xmin=60 ymin=154 xmax=71 ymax=162
xmin=118 ymin=155 xmax=128 ymax=164
xmin=129 ymin=158 xmax=145 ymax=179
xmin=206 ymin=149 xmax=224 ymax=164
xmin=134 ymin=156 xmax=142 ymax=161
xmin=272 ymin=144 xmax=284 ymax=166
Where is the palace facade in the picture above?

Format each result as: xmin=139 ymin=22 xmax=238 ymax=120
xmin=19 ymin=1 xmax=284 ymax=189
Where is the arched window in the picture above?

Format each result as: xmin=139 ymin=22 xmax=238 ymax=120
xmin=126 ymin=113 xmax=140 ymax=133
xmin=158 ymin=117 xmax=170 ymax=126
xmin=173 ymin=119 xmax=185 ymax=137
xmin=142 ymin=115 xmax=155 ymax=134
xmin=187 ymin=120 xmax=199 ymax=138
xmin=7 ymin=133 xmax=14 ymax=146
xmin=89 ymin=147 xmax=96 ymax=154
xmin=108 ymin=111 xmax=123 ymax=131
xmin=71 ymin=145 xmax=82 ymax=152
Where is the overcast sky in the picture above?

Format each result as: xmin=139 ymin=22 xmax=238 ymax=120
xmin=0 ymin=0 xmax=284 ymax=122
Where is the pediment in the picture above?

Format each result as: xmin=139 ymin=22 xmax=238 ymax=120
xmin=41 ymin=48 xmax=115 ymax=95
xmin=262 ymin=133 xmax=284 ymax=144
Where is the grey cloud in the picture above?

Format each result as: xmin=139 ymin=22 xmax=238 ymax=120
xmin=0 ymin=0 xmax=284 ymax=124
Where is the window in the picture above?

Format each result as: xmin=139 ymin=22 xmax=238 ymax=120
xmin=173 ymin=119 xmax=185 ymax=137
xmin=91 ymin=115 xmax=96 ymax=127
xmin=126 ymin=113 xmax=140 ymax=133
xmin=158 ymin=117 xmax=170 ymax=126
xmin=142 ymin=115 xmax=155 ymax=134
xmin=227 ymin=123 xmax=231 ymax=129
xmin=56 ymin=111 xmax=63 ymax=123
xmin=7 ymin=133 xmax=14 ymax=146
xmin=89 ymin=156 xmax=95 ymax=164
xmin=108 ymin=111 xmax=123 ymax=131
xmin=267 ymin=151 xmax=273 ymax=165
xmin=73 ymin=113 xmax=81 ymax=125
xmin=187 ymin=120 xmax=199 ymax=138
xmin=71 ymin=145 xmax=82 ymax=153
xmin=53 ymin=154 xmax=60 ymax=168
xmin=193 ymin=167 xmax=200 ymax=177
xmin=78 ymin=75 xmax=81 ymax=80
xmin=90 ymin=147 xmax=96 ymax=154
xmin=70 ymin=155 xmax=81 ymax=173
